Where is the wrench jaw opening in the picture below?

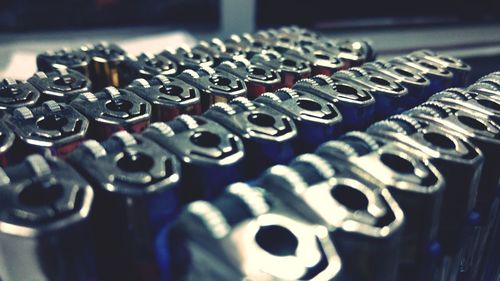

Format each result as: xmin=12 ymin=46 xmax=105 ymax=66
xmin=170 ymin=183 xmax=344 ymax=281
xmin=0 ymin=154 xmax=96 ymax=281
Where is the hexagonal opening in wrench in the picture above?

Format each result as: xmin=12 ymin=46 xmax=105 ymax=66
xmin=279 ymin=37 xmax=291 ymax=43
xmin=423 ymin=132 xmax=456 ymax=150
xmin=247 ymin=113 xmax=276 ymax=127
xmin=106 ymin=99 xmax=133 ymax=112
xmin=253 ymin=41 xmax=264 ymax=48
xmin=438 ymin=56 xmax=461 ymax=65
xmin=380 ymin=153 xmax=415 ymax=174
xmin=117 ymin=152 xmax=155 ymax=173
xmin=249 ymin=67 xmax=266 ymax=76
xmin=338 ymin=46 xmax=354 ymax=53
xmin=19 ymin=182 xmax=64 ymax=207
xmin=420 ymin=61 xmax=450 ymax=74
xmin=160 ymin=85 xmax=183 ymax=96
xmin=330 ymin=184 xmax=369 ymax=211
xmin=282 ymin=59 xmax=297 ymax=67
xmin=37 ymin=115 xmax=68 ymax=131
xmin=335 ymin=84 xmax=358 ymax=96
xmin=457 ymin=115 xmax=487 ymax=131
xmin=209 ymin=75 xmax=232 ymax=87
xmin=419 ymin=61 xmax=439 ymax=70
xmin=303 ymin=32 xmax=315 ymax=38
xmin=255 ymin=225 xmax=298 ymax=256
xmin=369 ymin=76 xmax=391 ymax=87
xmin=296 ymin=99 xmax=322 ymax=111
xmin=314 ymin=53 xmax=330 ymax=60
xmin=190 ymin=131 xmax=221 ymax=148
xmin=477 ymin=98 xmax=500 ymax=111
xmin=394 ymin=67 xmax=415 ymax=78
xmin=299 ymin=40 xmax=314 ymax=47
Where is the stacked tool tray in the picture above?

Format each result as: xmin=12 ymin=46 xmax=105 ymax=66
xmin=0 ymin=26 xmax=498 ymax=281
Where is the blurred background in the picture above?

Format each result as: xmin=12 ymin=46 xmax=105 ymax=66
xmin=1 ymin=0 xmax=500 ymax=79
xmin=1 ymin=0 xmax=499 ymax=31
